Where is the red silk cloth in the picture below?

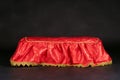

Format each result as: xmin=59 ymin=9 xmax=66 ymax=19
xmin=10 ymin=37 xmax=112 ymax=67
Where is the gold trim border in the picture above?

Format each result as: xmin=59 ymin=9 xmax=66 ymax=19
xmin=10 ymin=60 xmax=112 ymax=67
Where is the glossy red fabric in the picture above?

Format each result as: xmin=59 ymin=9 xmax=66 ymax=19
xmin=10 ymin=37 xmax=112 ymax=67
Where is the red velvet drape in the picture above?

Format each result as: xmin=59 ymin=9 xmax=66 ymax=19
xmin=10 ymin=37 xmax=112 ymax=67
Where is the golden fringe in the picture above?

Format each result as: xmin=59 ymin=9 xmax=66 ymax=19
xmin=10 ymin=60 xmax=112 ymax=67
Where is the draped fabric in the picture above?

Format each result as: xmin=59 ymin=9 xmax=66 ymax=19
xmin=10 ymin=37 xmax=112 ymax=67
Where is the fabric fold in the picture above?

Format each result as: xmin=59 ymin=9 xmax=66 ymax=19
xmin=10 ymin=36 xmax=112 ymax=67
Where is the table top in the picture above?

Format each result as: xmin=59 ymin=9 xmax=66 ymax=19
xmin=22 ymin=36 xmax=100 ymax=43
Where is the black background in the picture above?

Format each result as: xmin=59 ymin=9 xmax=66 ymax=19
xmin=0 ymin=0 xmax=120 ymax=50
xmin=0 ymin=1 xmax=120 ymax=80
xmin=0 ymin=0 xmax=120 ymax=64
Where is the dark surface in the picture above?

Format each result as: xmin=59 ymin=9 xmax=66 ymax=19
xmin=0 ymin=45 xmax=120 ymax=80
xmin=0 ymin=64 xmax=120 ymax=80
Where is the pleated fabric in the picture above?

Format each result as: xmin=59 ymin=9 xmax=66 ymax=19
xmin=10 ymin=37 xmax=112 ymax=67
